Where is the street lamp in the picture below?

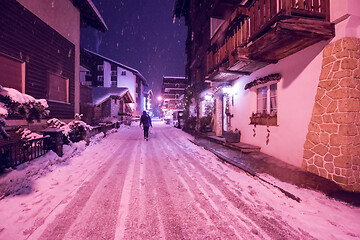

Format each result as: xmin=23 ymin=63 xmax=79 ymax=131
xmin=157 ymin=96 xmax=162 ymax=101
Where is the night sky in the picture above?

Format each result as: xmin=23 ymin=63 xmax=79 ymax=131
xmin=81 ymin=0 xmax=187 ymax=97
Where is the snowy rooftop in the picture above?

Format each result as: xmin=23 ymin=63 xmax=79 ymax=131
xmin=92 ymin=87 xmax=134 ymax=105
xmin=83 ymin=49 xmax=147 ymax=86
xmin=163 ymin=76 xmax=187 ymax=80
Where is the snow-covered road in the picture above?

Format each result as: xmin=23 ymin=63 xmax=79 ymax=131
xmin=0 ymin=122 xmax=359 ymax=240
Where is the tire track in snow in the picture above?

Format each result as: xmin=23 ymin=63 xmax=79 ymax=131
xmin=142 ymin=134 xmax=190 ymax=239
xmin=157 ymin=129 xmax=260 ymax=239
xmin=114 ymin=135 xmax=140 ymax=239
xmin=30 ymin=134 xmax=134 ymax=240
xmin=62 ymin=138 xmax=140 ymax=239
xmin=161 ymin=128 xmax=306 ymax=240
xmin=120 ymin=138 xmax=145 ymax=239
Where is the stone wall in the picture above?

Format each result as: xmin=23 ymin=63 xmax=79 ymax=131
xmin=214 ymin=96 xmax=223 ymax=136
xmin=302 ymin=37 xmax=360 ymax=191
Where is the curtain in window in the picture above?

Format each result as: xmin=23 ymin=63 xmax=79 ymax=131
xmin=257 ymin=86 xmax=267 ymax=114
xmin=270 ymin=84 xmax=277 ymax=114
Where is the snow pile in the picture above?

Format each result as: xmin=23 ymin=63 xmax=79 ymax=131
xmin=0 ymin=86 xmax=49 ymax=119
xmin=0 ymin=86 xmax=49 ymax=139
xmin=47 ymin=117 xmax=93 ymax=143
xmin=102 ymin=117 xmax=120 ymax=124
xmin=16 ymin=127 xmax=42 ymax=140
xmin=0 ymin=131 xmax=107 ymax=199
xmin=0 ymin=144 xmax=75 ymax=199
xmin=47 ymin=118 xmax=71 ymax=135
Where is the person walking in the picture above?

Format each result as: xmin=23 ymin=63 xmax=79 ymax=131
xmin=140 ymin=111 xmax=152 ymax=140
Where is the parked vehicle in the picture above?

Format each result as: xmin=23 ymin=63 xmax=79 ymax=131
xmin=173 ymin=111 xmax=183 ymax=128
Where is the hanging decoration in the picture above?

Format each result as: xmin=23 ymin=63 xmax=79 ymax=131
xmin=244 ymin=73 xmax=281 ymax=90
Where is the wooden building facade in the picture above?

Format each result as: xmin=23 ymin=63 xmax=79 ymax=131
xmin=0 ymin=0 xmax=107 ymax=122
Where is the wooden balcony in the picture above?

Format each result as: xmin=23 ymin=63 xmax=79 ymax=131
xmin=206 ymin=0 xmax=334 ymax=82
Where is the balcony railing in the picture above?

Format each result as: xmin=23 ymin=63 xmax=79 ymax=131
xmin=207 ymin=0 xmax=331 ymax=77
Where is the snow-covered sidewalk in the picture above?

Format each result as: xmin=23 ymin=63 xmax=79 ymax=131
xmin=0 ymin=122 xmax=359 ymax=240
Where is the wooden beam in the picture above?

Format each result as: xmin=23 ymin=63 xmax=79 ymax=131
xmin=218 ymin=67 xmax=251 ymax=75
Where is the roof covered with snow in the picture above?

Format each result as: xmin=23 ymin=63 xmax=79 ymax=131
xmin=83 ymin=49 xmax=148 ymax=86
xmin=93 ymin=87 xmax=134 ymax=105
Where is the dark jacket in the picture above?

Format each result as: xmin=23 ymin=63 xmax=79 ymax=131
xmin=140 ymin=114 xmax=152 ymax=127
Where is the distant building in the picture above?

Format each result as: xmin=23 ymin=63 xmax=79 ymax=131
xmin=92 ymin=87 xmax=134 ymax=123
xmin=0 ymin=0 xmax=107 ymax=122
xmin=80 ymin=49 xmax=148 ymax=117
xmin=161 ymin=76 xmax=189 ymax=111
xmin=144 ymin=89 xmax=153 ymax=112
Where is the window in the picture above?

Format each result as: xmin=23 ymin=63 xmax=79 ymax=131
xmin=256 ymin=84 xmax=277 ymax=115
xmin=256 ymin=86 xmax=267 ymax=114
xmin=0 ymin=54 xmax=25 ymax=93
xmin=270 ymin=84 xmax=277 ymax=115
xmin=252 ymin=83 xmax=278 ymax=126
xmin=48 ymin=73 xmax=69 ymax=103
xmin=111 ymin=70 xmax=117 ymax=76
xmin=121 ymin=71 xmax=126 ymax=76
xmin=111 ymin=81 xmax=117 ymax=87
xmin=97 ymin=65 xmax=103 ymax=71
xmin=97 ymin=76 xmax=104 ymax=86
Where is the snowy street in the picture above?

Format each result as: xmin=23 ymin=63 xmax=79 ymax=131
xmin=0 ymin=121 xmax=360 ymax=240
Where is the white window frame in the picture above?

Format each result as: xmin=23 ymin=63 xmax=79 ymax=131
xmin=256 ymin=86 xmax=267 ymax=114
xmin=111 ymin=70 xmax=117 ymax=76
xmin=97 ymin=75 xmax=104 ymax=82
xmin=97 ymin=65 xmax=104 ymax=71
xmin=121 ymin=71 xmax=126 ymax=76
xmin=256 ymin=82 xmax=277 ymax=115
xmin=270 ymin=83 xmax=277 ymax=115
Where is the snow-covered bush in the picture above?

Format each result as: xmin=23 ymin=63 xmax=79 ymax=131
xmin=47 ymin=114 xmax=93 ymax=144
xmin=0 ymin=85 xmax=49 ymax=139
xmin=16 ymin=127 xmax=42 ymax=141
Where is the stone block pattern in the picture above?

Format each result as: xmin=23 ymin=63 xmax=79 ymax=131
xmin=214 ymin=97 xmax=223 ymax=136
xmin=302 ymin=37 xmax=360 ymax=192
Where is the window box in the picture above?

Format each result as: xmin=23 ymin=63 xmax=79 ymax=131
xmin=250 ymin=113 xmax=277 ymax=126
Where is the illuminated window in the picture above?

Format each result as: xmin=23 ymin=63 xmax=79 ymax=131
xmin=256 ymin=83 xmax=277 ymax=115
xmin=256 ymin=86 xmax=267 ymax=114
xmin=270 ymin=84 xmax=277 ymax=114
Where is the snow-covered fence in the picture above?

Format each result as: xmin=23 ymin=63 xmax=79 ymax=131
xmin=90 ymin=122 xmax=120 ymax=137
xmin=0 ymin=136 xmax=50 ymax=171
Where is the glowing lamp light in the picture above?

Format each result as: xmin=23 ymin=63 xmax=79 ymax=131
xmin=204 ymin=94 xmax=212 ymax=101
xmin=223 ymin=86 xmax=235 ymax=96
xmin=157 ymin=96 xmax=163 ymax=101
